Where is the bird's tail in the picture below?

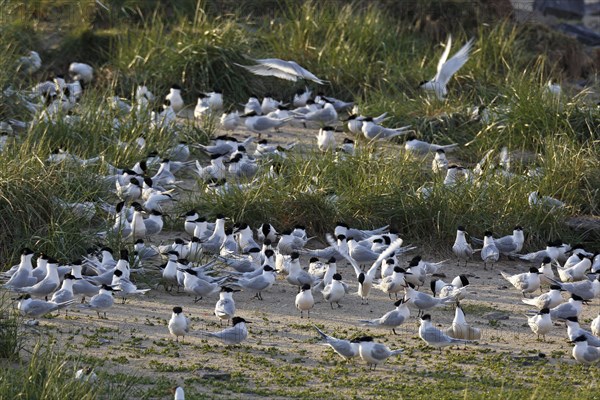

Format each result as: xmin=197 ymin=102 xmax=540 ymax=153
xmin=521 ymin=298 xmax=537 ymax=307
xmin=442 ymin=144 xmax=459 ymax=151
xmin=54 ymin=299 xmax=77 ymax=309
xmin=500 ymin=271 xmax=511 ymax=281
xmin=390 ymin=348 xmax=404 ymax=356
xmin=358 ymin=319 xmax=376 ymax=326
xmin=313 ymin=325 xmax=328 ymax=340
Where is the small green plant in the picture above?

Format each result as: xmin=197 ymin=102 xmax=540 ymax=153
xmin=0 ymin=293 xmax=23 ymax=361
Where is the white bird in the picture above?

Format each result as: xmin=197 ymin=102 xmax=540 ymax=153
xmin=111 ymin=269 xmax=150 ymax=302
xmin=295 ymin=284 xmax=315 ymax=318
xmin=445 ymin=303 xmax=481 ymax=340
xmin=501 ymin=267 xmax=542 ymax=297
xmin=194 ymin=93 xmax=210 ymax=119
xmin=522 ymin=284 xmax=564 ymax=309
xmin=528 ymin=191 xmax=565 ymax=210
xmin=75 ymin=367 xmax=98 ymax=383
xmin=180 ymin=268 xmax=224 ymax=302
xmin=357 ymin=337 xmax=403 ymax=370
xmin=242 ymin=111 xmax=291 ymax=136
xmin=565 ymin=317 xmax=600 ymax=347
xmin=206 ymin=90 xmax=223 ymax=111
xmin=419 ymin=314 xmax=471 ymax=349
xmin=430 ymin=275 xmax=469 ymax=300
xmin=199 ymin=316 xmax=249 ymax=345
xmin=359 ymin=298 xmax=410 ymax=334
xmin=519 ymin=240 xmax=564 ymax=264
xmin=315 ymin=94 xmax=354 ymax=112
xmin=81 ymin=284 xmax=117 ymax=319
xmin=591 ymin=313 xmax=600 ymax=337
xmin=49 ymin=273 xmax=76 ymax=305
xmin=548 ymin=294 xmax=584 ymax=320
xmin=18 ymin=51 xmax=42 ymax=74
xmin=15 ymin=259 xmax=60 ymax=298
xmin=261 ymin=94 xmax=284 ymax=114
xmin=196 ymin=154 xmax=226 ymax=182
xmin=227 ymin=153 xmax=258 ymax=180
xmin=17 ymin=294 xmax=74 ymax=318
xmin=321 ymin=273 xmax=346 ymax=309
xmin=220 ymin=110 xmax=240 ymax=131
xmin=481 ymin=231 xmax=500 ymax=269
xmin=552 ymin=275 xmax=600 ymax=301
xmin=69 ymin=62 xmax=93 ymax=82
xmin=236 ymin=58 xmax=326 ymax=84
xmin=405 ymin=284 xmax=456 ymax=316
xmin=257 ymin=223 xmax=278 ymax=243
xmin=405 ymin=135 xmax=459 ymax=155
xmin=471 ymin=226 xmax=525 ymax=256
xmin=168 ymin=306 xmax=190 ymax=342
xmin=173 ymin=386 xmax=185 ymax=400
xmin=374 ymin=265 xmax=409 ymax=300
xmin=419 ymin=35 xmax=475 ymax=99
xmin=557 ymin=256 xmax=591 ymax=282
xmin=165 ymin=84 xmax=184 ymax=113
xmin=313 ymin=326 xmax=359 ymax=361
xmin=3 ymin=248 xmax=37 ymax=289
xmin=293 ymin=102 xmax=337 ymax=125
xmin=229 ymin=265 xmax=276 ymax=300
xmin=527 ymin=308 xmax=552 ymax=341
xmin=432 ymin=149 xmax=449 ymax=174
xmin=317 ymin=126 xmax=337 ymax=152
xmin=361 ymin=118 xmax=411 ymax=141
xmin=570 ymin=335 xmax=600 ymax=364
xmin=452 ymin=226 xmax=473 ymax=267
xmin=214 ymin=286 xmax=237 ymax=325
xmin=293 ymin=87 xmax=312 ymax=107
xmin=545 ymin=80 xmax=561 ymax=100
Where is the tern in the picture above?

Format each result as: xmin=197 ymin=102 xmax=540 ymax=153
xmin=419 ymin=35 xmax=475 ymax=100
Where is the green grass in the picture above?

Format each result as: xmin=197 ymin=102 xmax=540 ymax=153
xmin=0 ymin=0 xmax=597 ymax=262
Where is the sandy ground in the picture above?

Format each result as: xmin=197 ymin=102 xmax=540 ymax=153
xmin=6 ymin=119 xmax=600 ymax=399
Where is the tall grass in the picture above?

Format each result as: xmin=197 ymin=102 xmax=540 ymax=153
xmin=0 ymin=340 xmax=141 ymax=400
xmin=0 ymin=0 xmax=598 ymax=265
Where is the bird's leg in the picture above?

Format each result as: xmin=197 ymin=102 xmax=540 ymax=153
xmin=96 ymin=311 xmax=100 ymax=319
xmin=330 ymin=302 xmax=334 ymax=310
xmin=194 ymin=296 xmax=203 ymax=303
xmin=393 ymin=329 xmax=397 ymax=335
xmin=337 ymin=302 xmax=342 ymax=308
xmin=81 ymin=296 xmax=86 ymax=304
xmin=300 ymin=311 xmax=303 ymax=319
xmin=307 ymin=310 xmax=310 ymax=319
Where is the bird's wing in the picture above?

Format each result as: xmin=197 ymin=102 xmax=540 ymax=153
xmin=436 ymin=35 xmax=453 ymax=77
xmin=287 ymin=61 xmax=327 ymax=84
xmin=325 ymin=233 xmax=362 ymax=278
xmin=27 ymin=301 xmax=56 ymax=316
xmin=435 ymin=37 xmax=474 ymax=85
xmin=370 ymin=344 xmax=391 ymax=361
xmin=583 ymin=348 xmax=600 ymax=363
xmin=235 ymin=63 xmax=298 ymax=82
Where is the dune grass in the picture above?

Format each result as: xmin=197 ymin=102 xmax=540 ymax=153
xmin=0 ymin=0 xmax=598 ymax=258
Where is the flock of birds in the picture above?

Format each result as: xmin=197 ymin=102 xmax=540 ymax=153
xmin=2 ymin=34 xmax=599 ymax=399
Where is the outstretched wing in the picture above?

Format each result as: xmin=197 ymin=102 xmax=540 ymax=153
xmin=435 ymin=37 xmax=474 ymax=86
